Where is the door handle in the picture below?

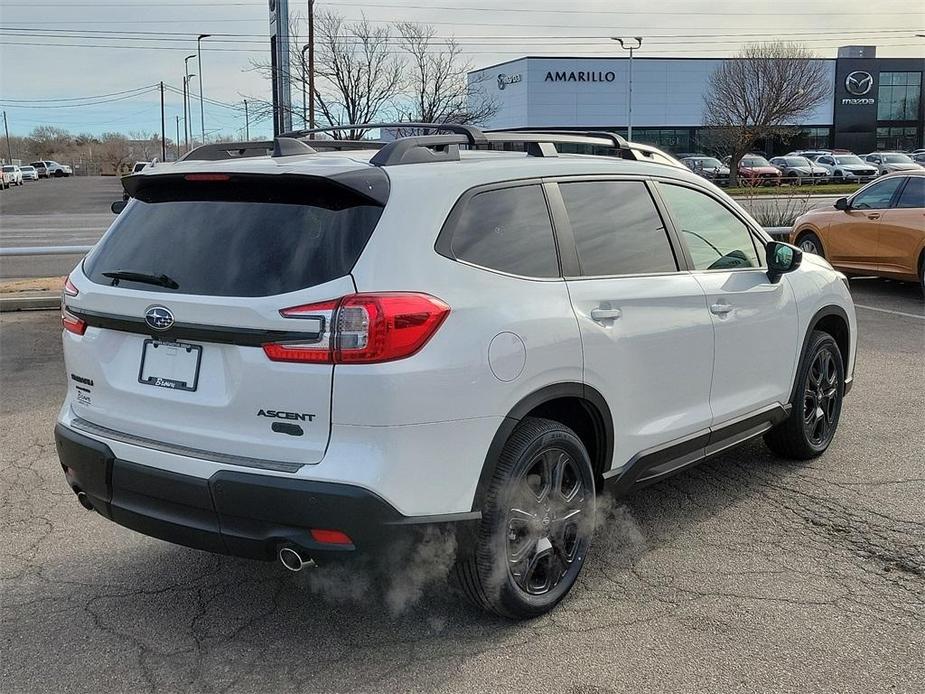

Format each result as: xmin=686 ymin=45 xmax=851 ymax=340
xmin=590 ymin=307 xmax=622 ymax=322
xmin=710 ymin=302 xmax=734 ymax=316
xmin=866 ymin=213 xmax=881 ymax=220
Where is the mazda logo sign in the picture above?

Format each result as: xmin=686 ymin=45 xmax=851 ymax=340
xmin=845 ymin=71 xmax=873 ymax=96
xmin=145 ymin=306 xmax=175 ymax=331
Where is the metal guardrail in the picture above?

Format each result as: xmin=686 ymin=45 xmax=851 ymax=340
xmin=0 ymin=245 xmax=93 ymax=256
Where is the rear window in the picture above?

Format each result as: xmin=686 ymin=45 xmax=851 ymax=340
xmin=84 ymin=175 xmax=384 ymax=297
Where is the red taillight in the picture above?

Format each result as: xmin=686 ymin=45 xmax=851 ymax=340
xmin=264 ymin=293 xmax=450 ymax=365
xmin=63 ymin=277 xmax=79 ymax=297
xmin=61 ymin=306 xmax=86 ymax=335
xmin=184 ymin=173 xmax=230 ymax=182
xmin=309 ymin=528 xmax=353 ymax=545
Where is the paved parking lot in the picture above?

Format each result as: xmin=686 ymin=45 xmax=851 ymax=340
xmin=1 ymin=279 xmax=922 ymax=693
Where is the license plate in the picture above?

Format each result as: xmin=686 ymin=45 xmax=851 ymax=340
xmin=138 ymin=340 xmax=202 ymax=392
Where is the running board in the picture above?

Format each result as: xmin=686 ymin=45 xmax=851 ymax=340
xmin=603 ymin=403 xmax=790 ymax=495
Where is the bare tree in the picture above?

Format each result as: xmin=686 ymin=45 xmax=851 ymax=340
xmin=97 ymin=132 xmax=133 ymax=176
xmin=27 ymin=126 xmax=73 ymax=159
xmin=702 ymin=42 xmax=829 ymax=185
xmin=395 ymin=22 xmax=498 ymax=126
xmin=128 ymin=131 xmax=162 ymax=161
xmin=245 ymin=11 xmax=403 ymax=139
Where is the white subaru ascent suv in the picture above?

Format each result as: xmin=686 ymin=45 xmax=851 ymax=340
xmin=55 ymin=124 xmax=856 ymax=618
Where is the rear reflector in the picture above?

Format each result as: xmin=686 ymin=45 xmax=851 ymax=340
xmin=63 ymin=277 xmax=79 ymax=297
xmin=265 ymin=293 xmax=449 ymax=365
xmin=62 ymin=306 xmax=87 ymax=335
xmin=309 ymin=528 xmax=353 ymax=545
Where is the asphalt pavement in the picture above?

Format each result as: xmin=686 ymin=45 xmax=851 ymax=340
xmin=1 ymin=279 xmax=923 ymax=693
xmin=0 ymin=176 xmax=121 ymax=279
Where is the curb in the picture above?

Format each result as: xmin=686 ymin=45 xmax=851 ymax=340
xmin=0 ymin=295 xmax=61 ymax=312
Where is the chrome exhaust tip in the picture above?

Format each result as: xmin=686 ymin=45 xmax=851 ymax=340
xmin=75 ymin=490 xmax=94 ymax=511
xmin=278 ymin=546 xmax=315 ymax=572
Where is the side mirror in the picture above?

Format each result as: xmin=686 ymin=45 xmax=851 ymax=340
xmin=834 ymin=197 xmax=849 ymax=211
xmin=111 ymin=199 xmax=127 ymax=214
xmin=766 ymin=241 xmax=802 ymax=283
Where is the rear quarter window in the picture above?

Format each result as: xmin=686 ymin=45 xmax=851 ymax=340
xmin=438 ymin=184 xmax=559 ymax=278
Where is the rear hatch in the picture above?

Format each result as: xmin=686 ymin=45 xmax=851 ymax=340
xmin=63 ymin=170 xmax=387 ymax=466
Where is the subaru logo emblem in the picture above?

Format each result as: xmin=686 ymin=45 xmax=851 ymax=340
xmin=145 ymin=306 xmax=174 ymax=331
xmin=845 ymin=71 xmax=873 ymax=96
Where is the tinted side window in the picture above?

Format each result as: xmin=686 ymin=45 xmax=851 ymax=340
xmin=896 ymin=177 xmax=925 ymax=209
xmin=660 ymin=184 xmax=761 ymax=271
xmin=559 ymin=181 xmax=677 ymax=276
xmin=851 ymin=177 xmax=905 ymax=210
xmin=449 ymin=185 xmax=559 ymax=278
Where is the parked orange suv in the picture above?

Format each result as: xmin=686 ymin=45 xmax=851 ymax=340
xmin=790 ymin=171 xmax=925 ymax=290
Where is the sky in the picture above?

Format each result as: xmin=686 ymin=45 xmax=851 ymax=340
xmin=0 ymin=0 xmax=922 ymax=139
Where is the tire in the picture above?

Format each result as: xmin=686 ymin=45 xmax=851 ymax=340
xmin=764 ymin=331 xmax=845 ymax=460
xmin=797 ymin=231 xmax=824 ymax=257
xmin=455 ymin=417 xmax=596 ymax=619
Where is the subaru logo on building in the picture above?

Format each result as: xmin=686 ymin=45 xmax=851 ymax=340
xmin=145 ymin=306 xmax=174 ymax=331
xmin=845 ymin=71 xmax=873 ymax=96
xmin=497 ymin=73 xmax=522 ymax=90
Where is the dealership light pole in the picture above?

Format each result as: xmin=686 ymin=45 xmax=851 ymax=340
xmin=613 ymin=37 xmax=643 ymax=141
xmin=184 ymin=54 xmax=196 ymax=149
xmin=243 ymin=99 xmax=249 ymax=140
xmin=198 ymin=34 xmax=211 ymax=142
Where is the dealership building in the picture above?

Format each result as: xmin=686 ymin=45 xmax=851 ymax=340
xmin=469 ymin=46 xmax=924 ymax=155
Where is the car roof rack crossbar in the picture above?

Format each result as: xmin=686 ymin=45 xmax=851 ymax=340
xmin=180 ymin=141 xmax=274 ymax=162
xmin=370 ymin=135 xmax=468 ymax=166
xmin=279 ymin=122 xmax=488 ymax=147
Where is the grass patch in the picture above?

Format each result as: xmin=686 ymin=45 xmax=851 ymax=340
xmin=726 ymin=183 xmax=862 ymax=197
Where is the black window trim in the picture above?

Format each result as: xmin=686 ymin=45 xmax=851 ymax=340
xmin=894 ymin=175 xmax=924 ymax=209
xmin=434 ymin=177 xmax=565 ymax=282
xmin=651 ymin=177 xmax=771 ymax=274
xmin=543 ymin=174 xmax=686 ymax=280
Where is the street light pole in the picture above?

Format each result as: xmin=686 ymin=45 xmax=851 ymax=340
xmin=243 ymin=99 xmax=249 ymax=140
xmin=2 ymin=111 xmax=12 ymax=164
xmin=197 ymin=34 xmax=211 ymax=142
xmin=175 ymin=115 xmax=181 ymax=160
xmin=184 ymin=54 xmax=196 ymax=150
xmin=612 ymin=37 xmax=643 ymax=141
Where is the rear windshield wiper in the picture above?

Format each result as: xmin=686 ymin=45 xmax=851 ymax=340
xmin=102 ymin=270 xmax=179 ymax=290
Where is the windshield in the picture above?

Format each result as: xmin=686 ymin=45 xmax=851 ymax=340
xmin=21 ymin=166 xmax=34 ymax=171
xmin=883 ymin=154 xmax=913 ymax=163
xmin=742 ymin=156 xmax=771 ymax=167
xmin=2 ymin=166 xmax=13 ymax=172
xmin=697 ymin=158 xmax=722 ymax=167
xmin=784 ymin=157 xmax=812 ymax=166
xmin=84 ymin=175 xmax=385 ymax=297
xmin=835 ymin=155 xmax=865 ymax=165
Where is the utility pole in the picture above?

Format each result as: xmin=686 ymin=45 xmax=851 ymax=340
xmin=307 ymin=0 xmax=315 ymax=136
xmin=612 ymin=37 xmax=643 ymax=141
xmin=243 ymin=99 xmax=249 ymax=140
xmin=197 ymin=34 xmax=211 ymax=142
xmin=2 ymin=111 xmax=11 ymax=163
xmin=175 ymin=115 xmax=181 ymax=160
xmin=159 ymin=82 xmax=166 ymax=161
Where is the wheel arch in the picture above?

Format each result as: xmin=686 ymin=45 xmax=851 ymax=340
xmin=470 ymin=383 xmax=614 ymax=512
xmin=789 ymin=305 xmax=851 ymax=403
xmin=794 ymin=226 xmax=825 ymax=256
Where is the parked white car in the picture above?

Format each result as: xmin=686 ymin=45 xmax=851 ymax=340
xmin=54 ymin=125 xmax=856 ymax=618
xmin=19 ymin=165 xmax=39 ymax=181
xmin=44 ymin=161 xmax=72 ymax=177
xmin=863 ymin=152 xmax=923 ymax=176
xmin=812 ymin=154 xmax=878 ymax=182
xmin=1 ymin=164 xmax=23 ymax=187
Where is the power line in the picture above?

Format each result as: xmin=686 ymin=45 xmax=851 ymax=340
xmin=0 ymin=87 xmax=161 ymax=108
xmin=0 ymin=84 xmax=159 ymax=103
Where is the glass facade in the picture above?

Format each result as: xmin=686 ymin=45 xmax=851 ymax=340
xmin=877 ymin=72 xmax=922 ymax=121
xmin=876 ymin=126 xmax=919 ymax=151
xmin=632 ymin=128 xmax=691 ymax=152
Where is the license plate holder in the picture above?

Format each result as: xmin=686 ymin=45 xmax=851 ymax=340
xmin=138 ymin=339 xmax=202 ymax=392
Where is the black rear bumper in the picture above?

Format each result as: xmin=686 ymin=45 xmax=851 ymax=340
xmin=54 ymin=423 xmax=478 ymax=561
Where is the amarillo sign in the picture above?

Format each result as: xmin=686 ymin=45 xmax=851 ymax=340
xmin=545 ymin=70 xmax=616 ymax=83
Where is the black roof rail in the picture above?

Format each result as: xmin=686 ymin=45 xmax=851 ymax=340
xmin=370 ymin=135 xmax=469 ymax=166
xmin=180 ymin=141 xmax=273 ymax=162
xmin=279 ymin=122 xmax=488 ymax=147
